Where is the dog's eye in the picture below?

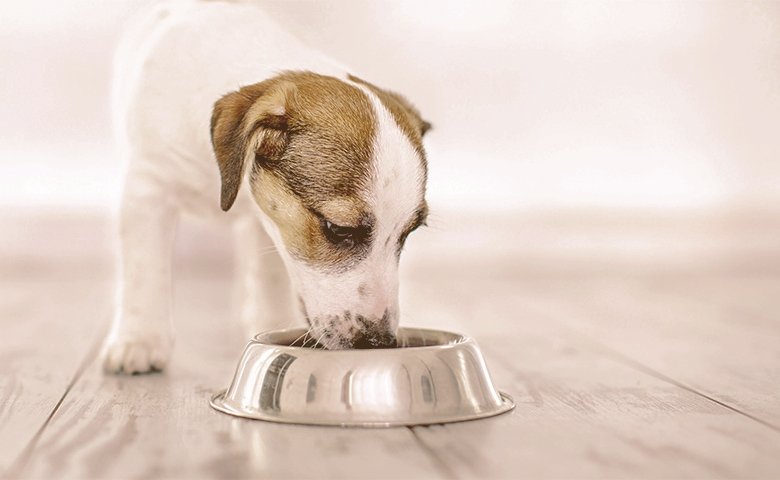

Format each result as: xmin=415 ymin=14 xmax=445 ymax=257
xmin=321 ymin=219 xmax=369 ymax=248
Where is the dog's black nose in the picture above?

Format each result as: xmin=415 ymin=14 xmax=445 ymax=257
xmin=350 ymin=331 xmax=397 ymax=349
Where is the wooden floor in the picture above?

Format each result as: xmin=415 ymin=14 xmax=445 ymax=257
xmin=1 ymin=210 xmax=780 ymax=479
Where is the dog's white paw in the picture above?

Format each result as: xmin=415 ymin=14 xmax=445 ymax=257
xmin=102 ymin=334 xmax=173 ymax=375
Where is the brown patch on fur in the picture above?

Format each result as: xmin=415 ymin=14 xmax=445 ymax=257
xmin=347 ymin=74 xmax=431 ymax=160
xmin=211 ymin=71 xmax=379 ymax=269
xmin=210 ymin=79 xmax=295 ymax=211
xmin=317 ymin=197 xmax=367 ymax=228
xmin=271 ymin=72 xmax=375 ymax=206
xmin=251 ymin=170 xmax=371 ymax=270
xmin=251 ymin=170 xmax=317 ymax=261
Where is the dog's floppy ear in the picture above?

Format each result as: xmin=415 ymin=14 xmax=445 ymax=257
xmin=210 ymin=80 xmax=295 ymax=211
xmin=347 ymin=74 xmax=432 ymax=138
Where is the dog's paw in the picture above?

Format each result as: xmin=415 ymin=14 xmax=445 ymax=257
xmin=101 ymin=334 xmax=172 ymax=375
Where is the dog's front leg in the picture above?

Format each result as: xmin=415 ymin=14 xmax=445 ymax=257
xmin=102 ymin=175 xmax=178 ymax=374
xmin=233 ymin=217 xmax=299 ymax=338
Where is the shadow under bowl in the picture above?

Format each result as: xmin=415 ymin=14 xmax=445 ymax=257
xmin=210 ymin=327 xmax=514 ymax=427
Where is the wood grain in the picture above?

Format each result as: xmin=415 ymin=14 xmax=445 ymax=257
xmin=513 ymin=275 xmax=780 ymax=429
xmin=0 ymin=276 xmax=111 ymax=475
xmin=402 ymin=274 xmax=780 ymax=479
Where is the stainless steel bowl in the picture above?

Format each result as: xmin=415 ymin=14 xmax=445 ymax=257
xmin=210 ymin=327 xmax=514 ymax=427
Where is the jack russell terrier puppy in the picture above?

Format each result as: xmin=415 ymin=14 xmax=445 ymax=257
xmin=103 ymin=1 xmax=431 ymax=374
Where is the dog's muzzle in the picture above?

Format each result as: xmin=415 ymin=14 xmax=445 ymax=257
xmin=347 ymin=326 xmax=397 ymax=349
xmin=334 ymin=311 xmax=397 ymax=349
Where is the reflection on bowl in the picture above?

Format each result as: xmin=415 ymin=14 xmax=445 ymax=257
xmin=210 ymin=327 xmax=514 ymax=427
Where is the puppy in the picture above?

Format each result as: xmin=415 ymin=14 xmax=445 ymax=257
xmin=102 ymin=1 xmax=430 ymax=373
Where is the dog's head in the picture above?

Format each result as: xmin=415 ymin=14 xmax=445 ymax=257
xmin=210 ymin=71 xmax=430 ymax=349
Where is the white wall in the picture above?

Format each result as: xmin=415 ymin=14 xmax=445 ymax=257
xmin=1 ymin=0 xmax=779 ymax=213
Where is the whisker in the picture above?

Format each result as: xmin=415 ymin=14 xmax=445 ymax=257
xmin=289 ymin=328 xmax=311 ymax=347
xmin=255 ymin=249 xmax=281 ymax=260
xmin=423 ymin=212 xmax=450 ymax=232
xmin=301 ymin=329 xmax=312 ymax=347
xmin=313 ymin=331 xmax=328 ymax=349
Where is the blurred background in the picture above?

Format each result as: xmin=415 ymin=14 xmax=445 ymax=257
xmin=2 ymin=0 xmax=779 ymax=294
xmin=2 ymin=0 xmax=779 ymax=214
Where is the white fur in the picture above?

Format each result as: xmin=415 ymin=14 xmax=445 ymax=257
xmin=103 ymin=1 xmax=424 ymax=372
xmin=256 ymin=85 xmax=425 ymax=347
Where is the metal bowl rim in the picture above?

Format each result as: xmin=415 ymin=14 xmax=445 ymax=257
xmin=250 ymin=326 xmax=473 ymax=353
xmin=209 ymin=390 xmax=515 ymax=428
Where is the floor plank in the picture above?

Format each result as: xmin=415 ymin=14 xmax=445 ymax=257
xmin=414 ymin=331 xmax=780 ymax=479
xmin=0 ymin=276 xmax=111 ymax=475
xmin=11 ymin=278 xmax=448 ymax=480
xmin=404 ymin=277 xmax=780 ymax=479
xmin=513 ymin=275 xmax=780 ymax=429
